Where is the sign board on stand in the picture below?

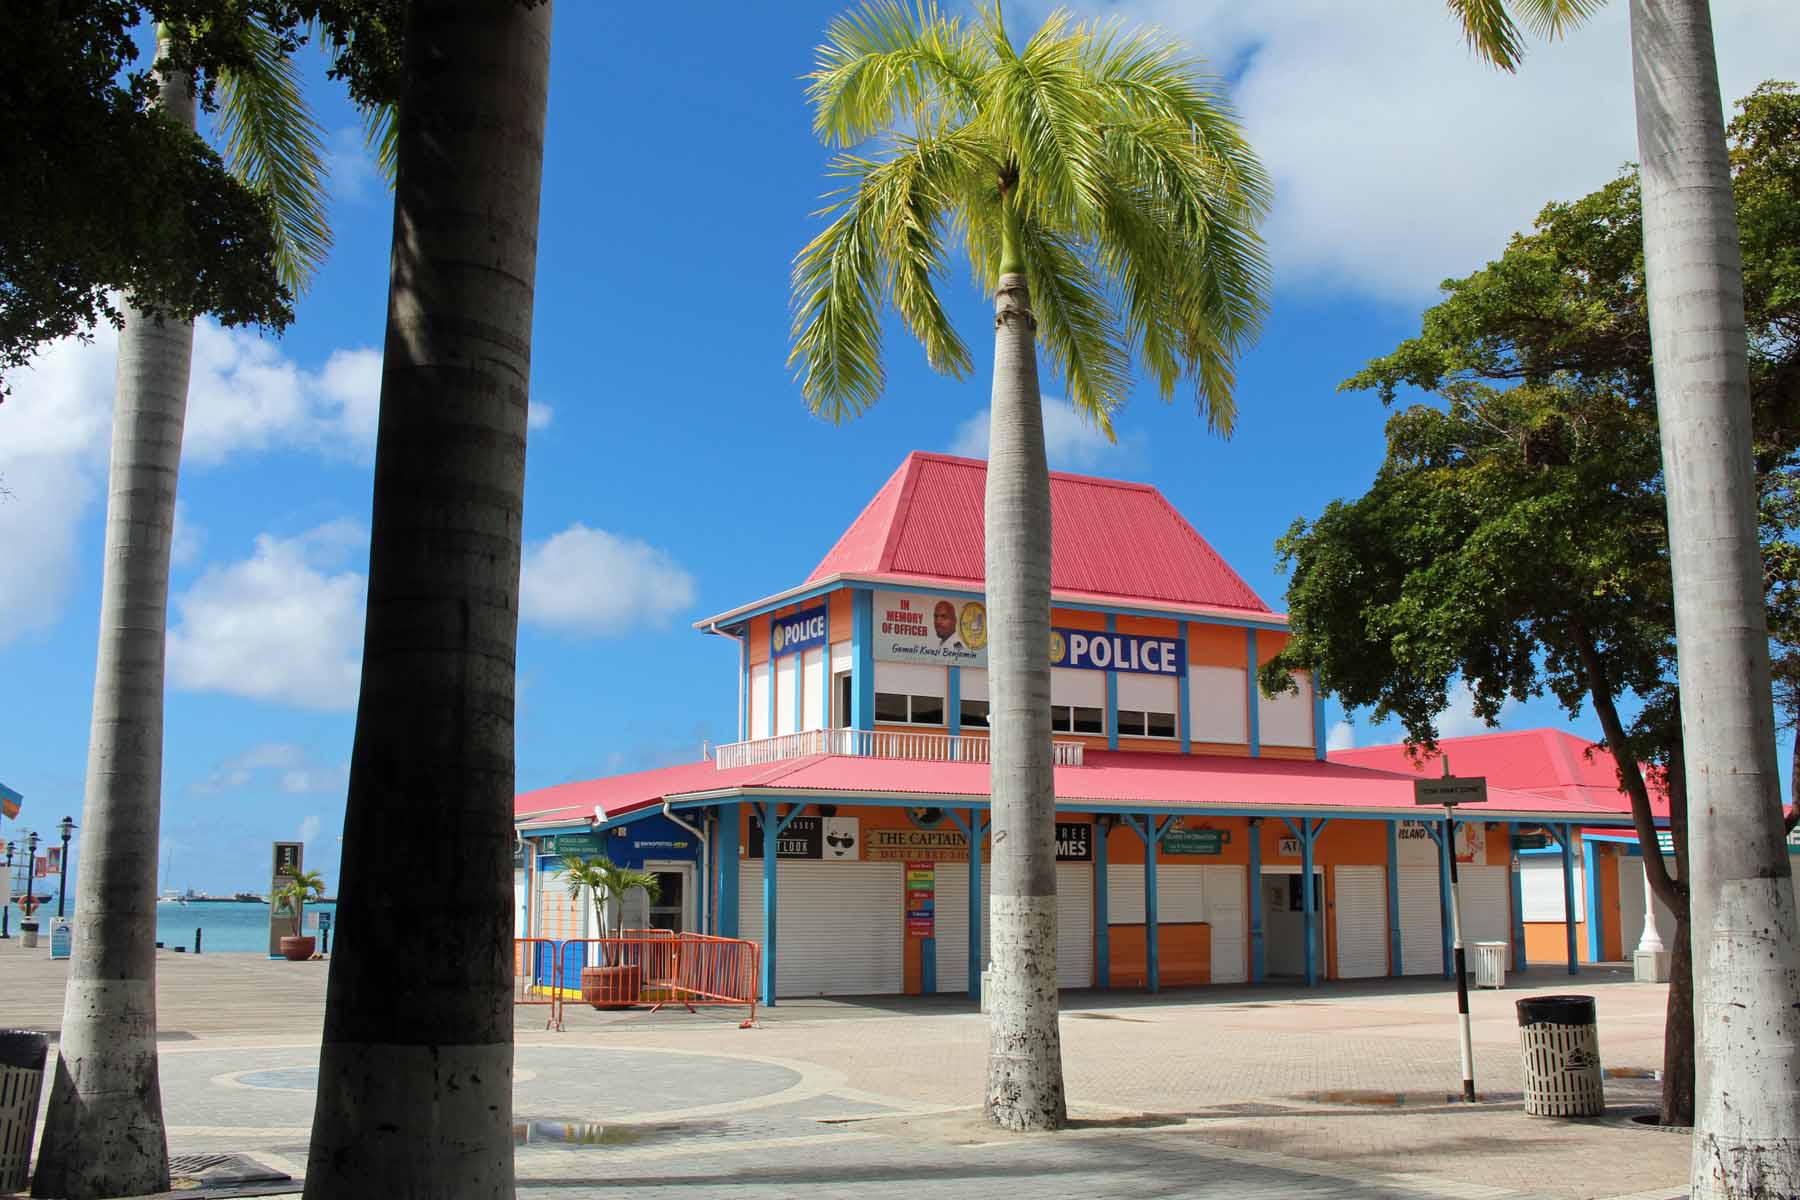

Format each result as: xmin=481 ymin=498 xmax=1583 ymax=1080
xmin=267 ymin=841 xmax=304 ymax=956
xmin=49 ymin=916 xmax=72 ymax=959
xmin=1413 ymin=777 xmax=1488 ymax=807
xmin=905 ymin=861 xmax=936 ymax=939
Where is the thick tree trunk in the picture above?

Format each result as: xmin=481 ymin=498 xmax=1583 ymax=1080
xmin=1663 ymin=910 xmax=1696 ymax=1124
xmin=1629 ymin=1 xmax=1800 ymax=1192
xmin=302 ymin=4 xmax=552 ymax=1196
xmin=982 ymin=270 xmax=1067 ymax=1132
xmin=32 ymin=38 xmax=193 ymax=1200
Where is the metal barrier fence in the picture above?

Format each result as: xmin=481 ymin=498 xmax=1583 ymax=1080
xmin=513 ymin=937 xmax=564 ymax=1030
xmin=520 ymin=934 xmax=760 ymax=1027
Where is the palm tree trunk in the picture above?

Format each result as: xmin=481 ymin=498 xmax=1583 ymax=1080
xmin=982 ymin=269 xmax=1067 ymax=1132
xmin=302 ymin=4 xmax=552 ymax=1196
xmin=31 ymin=36 xmax=193 ymax=1200
xmin=1628 ymin=0 xmax=1800 ymax=1190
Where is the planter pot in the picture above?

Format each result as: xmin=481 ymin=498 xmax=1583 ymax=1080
xmin=580 ymin=964 xmax=642 ymax=1010
xmin=279 ymin=935 xmax=316 ymax=962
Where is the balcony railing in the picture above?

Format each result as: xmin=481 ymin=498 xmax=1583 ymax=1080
xmin=713 ymin=728 xmax=1084 ymax=771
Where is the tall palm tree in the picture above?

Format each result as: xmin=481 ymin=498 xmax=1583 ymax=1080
xmin=1450 ymin=2 xmax=1800 ymax=1191
xmin=789 ymin=0 xmax=1269 ymax=1131
xmin=32 ymin=23 xmax=339 ymax=1200
xmin=302 ymin=3 xmax=554 ymax=1196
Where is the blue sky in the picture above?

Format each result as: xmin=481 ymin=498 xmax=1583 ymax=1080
xmin=2 ymin=2 xmax=1794 ymax=892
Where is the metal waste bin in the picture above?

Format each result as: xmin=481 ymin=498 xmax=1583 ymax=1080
xmin=1471 ymin=941 xmax=1508 ymax=988
xmin=0 ymin=1029 xmax=49 ymax=1191
xmin=1516 ymin=995 xmax=1604 ymax=1116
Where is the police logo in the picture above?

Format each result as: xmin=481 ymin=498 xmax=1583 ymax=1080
xmin=1048 ymin=630 xmax=1067 ymax=665
xmin=960 ymin=601 xmax=987 ymax=652
xmin=773 ymin=624 xmax=785 ymax=652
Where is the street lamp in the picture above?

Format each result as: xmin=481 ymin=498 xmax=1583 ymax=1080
xmin=2 ymin=840 xmax=13 ymax=939
xmin=57 ymin=816 xmax=76 ymax=919
xmin=20 ymin=831 xmax=39 ymax=924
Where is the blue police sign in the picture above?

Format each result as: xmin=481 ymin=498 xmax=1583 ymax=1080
xmin=771 ymin=603 xmax=827 ymax=658
xmin=1049 ymin=628 xmax=1185 ymax=676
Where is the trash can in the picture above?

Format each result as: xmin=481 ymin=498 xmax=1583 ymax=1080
xmin=18 ymin=921 xmax=37 ymax=949
xmin=0 ymin=1029 xmax=49 ymax=1191
xmin=1516 ymin=995 xmax=1604 ymax=1116
xmin=1471 ymin=941 xmax=1508 ymax=988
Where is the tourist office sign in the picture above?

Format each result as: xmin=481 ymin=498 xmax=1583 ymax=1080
xmin=267 ymin=840 xmax=304 ymax=956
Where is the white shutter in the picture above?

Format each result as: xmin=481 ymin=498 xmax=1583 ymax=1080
xmin=1051 ymin=668 xmax=1106 ymax=708
xmin=1106 ymin=864 xmax=1204 ymax=924
xmin=935 ymin=863 xmax=972 ymax=993
xmin=1520 ymin=856 xmax=1584 ymax=921
xmin=738 ymin=860 xmax=902 ymax=996
xmin=1204 ymin=866 xmax=1247 ymax=984
xmin=1457 ymin=865 xmax=1510 ymax=948
xmin=1333 ymin=866 xmax=1388 ymax=979
xmin=1056 ymin=863 xmax=1094 ymax=988
xmin=750 ymin=663 xmax=771 ymax=738
xmin=1189 ymin=665 xmax=1248 ymax=744
xmin=1398 ymin=866 xmax=1443 ymax=976
xmin=830 ymin=639 xmax=853 ymax=675
xmin=1108 ymin=866 xmax=1145 ymax=924
xmin=1116 ymin=674 xmax=1176 ymax=713
xmin=1257 ymin=671 xmax=1314 ymax=747
xmin=775 ymin=656 xmax=798 ymax=735
xmin=875 ymin=661 xmax=945 ymax=697
xmin=961 ymin=669 xmax=988 ymax=702
xmin=801 ymin=648 xmax=825 ymax=731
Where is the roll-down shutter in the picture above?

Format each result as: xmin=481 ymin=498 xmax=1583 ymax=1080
xmin=1333 ymin=866 xmax=1388 ymax=979
xmin=1456 ymin=865 xmax=1510 ymax=949
xmin=739 ymin=860 xmax=902 ymax=996
xmin=1398 ymin=866 xmax=1443 ymax=975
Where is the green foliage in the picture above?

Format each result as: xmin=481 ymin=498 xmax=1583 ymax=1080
xmin=1266 ymin=83 xmax=1800 ymax=770
xmin=1443 ymin=0 xmax=1608 ymax=72
xmin=789 ymin=0 xmax=1271 ymax=436
xmin=557 ymin=855 xmax=661 ymax=935
xmin=273 ymin=868 xmax=327 ymax=915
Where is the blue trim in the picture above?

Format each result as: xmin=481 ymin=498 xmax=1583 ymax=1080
xmin=947 ymin=808 xmax=988 ymax=998
xmin=1145 ymin=816 xmax=1160 ymax=993
xmin=716 ymin=803 xmax=740 ymax=938
xmin=948 ymin=666 xmax=962 ymax=737
xmin=1386 ymin=820 xmax=1402 ymax=976
xmin=1248 ymin=818 xmax=1264 ymax=982
xmin=1509 ymin=825 xmax=1527 ymax=971
xmin=1105 ymin=615 xmax=1120 ymax=751
xmin=1313 ymin=680 xmax=1327 ymax=761
xmin=1558 ymin=824 xmax=1579 ymax=975
xmin=1094 ymin=820 xmax=1111 ymax=988
xmin=1178 ymin=624 xmax=1192 ymax=754
xmin=921 ymin=935 xmax=936 ymax=994
xmin=757 ymin=802 xmax=811 ymax=1007
xmin=738 ymin=633 xmax=749 ymax=741
xmin=1583 ymin=839 xmax=1603 ymax=962
xmin=1427 ymin=819 xmax=1452 ymax=978
xmin=1281 ymin=817 xmax=1328 ymax=987
xmin=1246 ymin=630 xmax=1261 ymax=757
xmin=852 ymin=589 xmax=874 ymax=734
xmin=711 ymin=580 xmax=850 ymax=628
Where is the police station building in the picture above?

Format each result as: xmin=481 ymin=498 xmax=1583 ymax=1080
xmin=515 ymin=452 xmax=1642 ymax=1004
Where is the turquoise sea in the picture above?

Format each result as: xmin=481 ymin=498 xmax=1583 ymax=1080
xmin=150 ymin=900 xmax=339 ymax=953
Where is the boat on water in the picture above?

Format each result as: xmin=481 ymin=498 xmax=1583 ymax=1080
xmin=233 ymin=891 xmax=265 ymax=903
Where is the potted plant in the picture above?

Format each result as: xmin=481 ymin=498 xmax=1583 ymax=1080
xmin=273 ymin=869 xmax=326 ymax=961
xmin=558 ymin=855 xmax=659 ymax=1009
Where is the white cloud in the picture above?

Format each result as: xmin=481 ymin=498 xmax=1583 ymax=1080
xmin=1054 ymin=0 xmax=1798 ymax=302
xmin=298 ymin=814 xmax=323 ymax=843
xmin=1327 ymin=720 xmax=1357 ymax=752
xmin=950 ymin=395 xmax=1144 ymax=472
xmin=528 ymin=402 xmax=554 ymax=431
xmin=1434 ymin=679 xmax=1522 ymax=740
xmin=184 ymin=324 xmax=382 ymax=463
xmin=171 ymin=502 xmax=205 ymax=567
xmin=520 ymin=524 xmax=697 ymax=636
xmin=167 ymin=523 xmax=368 ymax=711
xmin=324 ymin=125 xmax=383 ymax=204
xmin=193 ymin=741 xmax=346 ymax=796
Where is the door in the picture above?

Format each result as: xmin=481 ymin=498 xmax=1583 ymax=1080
xmin=1398 ymin=866 xmax=1443 ymax=975
xmin=1204 ymin=866 xmax=1247 ymax=984
xmin=1333 ymin=866 xmax=1388 ymax=979
xmin=739 ymin=860 xmax=903 ymax=996
xmin=1260 ymin=868 xmax=1324 ymax=977
xmin=642 ymin=861 xmax=694 ymax=933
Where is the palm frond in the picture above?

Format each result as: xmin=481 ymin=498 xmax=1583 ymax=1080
xmin=1510 ymin=0 xmax=1607 ymax=40
xmin=1013 ymin=219 xmax=1129 ymax=433
xmin=1445 ymin=0 xmax=1530 ymax=70
xmin=217 ymin=20 xmax=332 ymax=294
xmin=980 ymin=7 xmax=1108 ymax=230
xmin=789 ymin=179 xmax=889 ymax=421
xmin=808 ymin=0 xmax=983 ymax=147
xmin=361 ymin=100 xmax=398 ymax=189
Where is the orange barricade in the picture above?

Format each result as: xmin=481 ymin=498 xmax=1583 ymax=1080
xmin=513 ymin=937 xmax=563 ymax=1030
xmin=558 ymin=934 xmax=760 ymax=1026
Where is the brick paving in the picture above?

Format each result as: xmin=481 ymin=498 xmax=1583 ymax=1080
xmin=2 ymin=940 xmax=1688 ymax=1199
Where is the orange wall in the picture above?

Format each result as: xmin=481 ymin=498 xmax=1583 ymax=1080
xmin=1109 ymin=923 xmax=1210 ymax=988
xmin=1255 ymin=629 xmax=1290 ymax=667
xmin=1600 ymin=848 xmax=1622 ymax=961
xmin=1525 ymin=922 xmax=1589 ymax=964
xmin=1187 ymin=623 xmax=1249 ymax=669
xmin=747 ymin=612 xmax=770 ymax=667
xmin=1051 ymin=607 xmax=1108 ymax=631
xmin=828 ymin=588 xmax=853 ymax=643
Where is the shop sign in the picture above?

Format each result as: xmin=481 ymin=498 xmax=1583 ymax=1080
xmin=1055 ymin=822 xmax=1092 ymax=862
xmin=1276 ymin=836 xmax=1301 ymax=858
xmin=270 ymin=841 xmax=303 ymax=879
xmin=1395 ymin=820 xmax=1485 ymax=864
xmin=906 ymin=861 xmax=935 ymax=939
xmin=867 ymin=827 xmax=968 ymax=862
xmin=748 ymin=815 xmax=861 ymax=860
xmin=1162 ymin=823 xmax=1226 ymax=856
xmin=1050 ymin=629 xmax=1185 ymax=676
xmin=873 ymin=590 xmax=987 ymax=666
xmin=771 ymin=603 xmax=827 ymax=659
xmin=550 ymin=833 xmax=606 ymax=859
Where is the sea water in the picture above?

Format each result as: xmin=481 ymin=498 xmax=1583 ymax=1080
xmin=149 ymin=900 xmax=339 ymax=953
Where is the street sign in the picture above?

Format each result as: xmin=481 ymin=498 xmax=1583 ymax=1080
xmin=1413 ymin=776 xmax=1487 ymax=807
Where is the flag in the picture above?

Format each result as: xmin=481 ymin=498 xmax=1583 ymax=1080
xmin=46 ymin=847 xmax=61 ymax=874
xmin=0 ymin=781 xmax=20 ymax=821
xmin=35 ymin=857 xmax=49 ymax=878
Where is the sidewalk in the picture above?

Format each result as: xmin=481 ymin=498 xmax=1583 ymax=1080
xmin=3 ymin=940 xmax=1688 ymax=1199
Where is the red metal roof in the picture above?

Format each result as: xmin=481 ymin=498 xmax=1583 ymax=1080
xmin=519 ymin=747 xmax=1639 ymax=828
xmin=1330 ymin=729 xmax=1669 ymax=819
xmin=806 ymin=452 xmax=1271 ymax=613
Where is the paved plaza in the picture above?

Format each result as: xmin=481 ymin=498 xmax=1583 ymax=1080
xmin=3 ymin=940 xmax=1689 ymax=1199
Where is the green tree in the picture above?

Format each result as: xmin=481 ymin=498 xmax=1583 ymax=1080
xmin=1446 ymin=6 xmax=1800 ymax=1191
xmin=789 ymin=0 xmax=1269 ymax=1130
xmin=1264 ymin=81 xmax=1800 ymax=1129
xmin=274 ymin=868 xmax=329 ymax=924
xmin=558 ymin=856 xmax=661 ymax=958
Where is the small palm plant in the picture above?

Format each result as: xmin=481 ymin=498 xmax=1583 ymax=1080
xmin=558 ymin=855 xmax=659 ymax=965
xmin=273 ymin=868 xmax=327 ymax=935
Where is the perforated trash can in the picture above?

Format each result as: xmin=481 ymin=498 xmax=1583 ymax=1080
xmin=0 ymin=1029 xmax=49 ymax=1191
xmin=1471 ymin=941 xmax=1508 ymax=988
xmin=1516 ymin=995 xmax=1604 ymax=1117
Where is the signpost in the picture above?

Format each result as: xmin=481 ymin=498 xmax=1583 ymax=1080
xmin=1415 ymin=770 xmax=1487 ymax=1102
xmin=267 ymin=841 xmax=304 ymax=957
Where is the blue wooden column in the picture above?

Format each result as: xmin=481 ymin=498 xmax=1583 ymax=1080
xmin=1427 ymin=819 xmax=1452 ymax=978
xmin=1583 ymin=839 xmax=1604 ymax=962
xmin=1248 ymin=817 xmax=1265 ymax=982
xmin=1124 ymin=815 xmax=1176 ymax=992
xmin=1556 ymin=824 xmax=1579 ymax=975
xmin=948 ymin=808 xmax=990 ymax=999
xmin=1282 ymin=816 xmax=1330 ymax=987
xmin=1246 ymin=631 xmax=1262 ymax=756
xmin=1106 ymin=615 xmax=1120 ymax=751
xmin=1095 ymin=816 xmax=1112 ymax=989
xmin=1508 ymin=826 xmax=1528 ymax=971
xmin=758 ymin=801 xmax=809 ymax=1006
xmin=715 ymin=803 xmax=740 ymax=938
xmin=1386 ymin=819 xmax=1403 ymax=976
xmin=947 ymin=667 xmax=962 ymax=737
xmin=851 ymin=590 xmax=874 ymax=735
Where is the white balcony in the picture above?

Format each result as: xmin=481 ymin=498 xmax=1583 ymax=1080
xmin=712 ymin=728 xmax=1085 ymax=771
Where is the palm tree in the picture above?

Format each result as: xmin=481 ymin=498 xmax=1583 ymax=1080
xmin=1449 ymin=3 xmax=1800 ymax=1190
xmin=559 ymin=855 xmax=662 ymax=959
xmin=789 ymin=1 xmax=1270 ymax=1131
xmin=273 ymin=867 xmax=329 ymax=936
xmin=301 ymin=4 xmax=554 ymax=1196
xmin=31 ymin=24 xmax=342 ymax=1200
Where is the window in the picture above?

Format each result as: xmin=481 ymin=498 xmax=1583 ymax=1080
xmin=1116 ymin=708 xmax=1178 ymax=739
xmin=875 ymin=692 xmax=945 ymax=726
xmin=1051 ymin=705 xmax=1104 ymax=735
xmin=960 ymin=698 xmax=990 ymax=729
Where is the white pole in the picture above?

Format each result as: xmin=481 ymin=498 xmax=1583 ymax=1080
xmin=1636 ymin=854 xmax=1666 ymax=955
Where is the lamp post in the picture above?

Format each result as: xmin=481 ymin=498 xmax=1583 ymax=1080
xmin=2 ymin=841 xmax=13 ymax=938
xmin=56 ymin=816 xmax=75 ymax=919
xmin=21 ymin=830 xmax=40 ymax=926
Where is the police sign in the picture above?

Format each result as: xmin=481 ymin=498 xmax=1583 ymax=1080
xmin=1049 ymin=628 xmax=1185 ymax=676
xmin=771 ymin=603 xmax=827 ymax=658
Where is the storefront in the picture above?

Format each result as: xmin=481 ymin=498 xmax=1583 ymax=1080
xmin=516 ymin=452 xmax=1637 ymax=1003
